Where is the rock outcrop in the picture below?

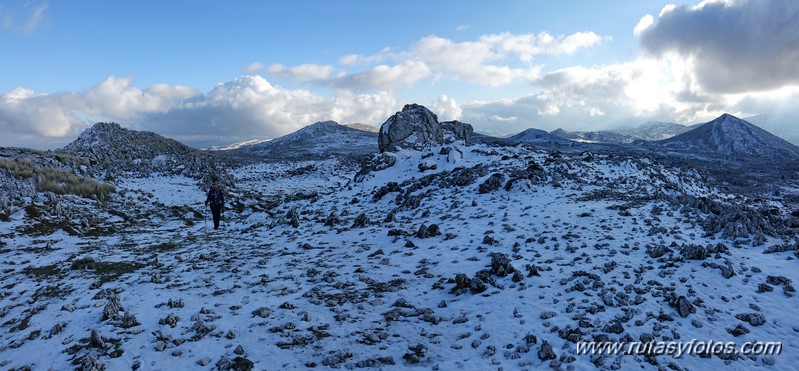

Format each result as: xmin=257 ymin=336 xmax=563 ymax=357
xmin=378 ymin=104 xmax=472 ymax=152
xmin=61 ymin=122 xmax=230 ymax=184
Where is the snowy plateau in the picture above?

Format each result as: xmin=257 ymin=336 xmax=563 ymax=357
xmin=1 ymin=104 xmax=799 ymax=371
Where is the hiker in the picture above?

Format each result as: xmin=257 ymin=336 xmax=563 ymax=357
xmin=205 ymin=184 xmax=225 ymax=229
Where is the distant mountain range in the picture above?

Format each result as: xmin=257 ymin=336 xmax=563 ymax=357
xmin=614 ymin=121 xmax=696 ymax=141
xmin=48 ymin=112 xmax=799 ymax=173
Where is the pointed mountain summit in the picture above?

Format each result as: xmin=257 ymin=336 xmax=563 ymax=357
xmin=230 ymin=120 xmax=378 ymax=159
xmin=658 ymin=113 xmax=799 ymax=160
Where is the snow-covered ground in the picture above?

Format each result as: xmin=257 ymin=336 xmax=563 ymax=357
xmin=1 ymin=142 xmax=797 ymax=370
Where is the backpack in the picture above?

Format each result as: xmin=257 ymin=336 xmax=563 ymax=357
xmin=209 ymin=189 xmax=224 ymax=206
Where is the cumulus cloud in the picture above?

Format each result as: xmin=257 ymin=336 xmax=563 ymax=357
xmin=431 ymin=95 xmax=463 ymax=122
xmin=332 ymin=61 xmax=432 ymax=91
xmin=637 ymin=0 xmax=799 ymax=93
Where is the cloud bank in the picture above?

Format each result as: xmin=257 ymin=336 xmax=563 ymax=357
xmin=637 ymin=0 xmax=799 ymax=94
xmin=0 ymin=75 xmax=397 ymax=149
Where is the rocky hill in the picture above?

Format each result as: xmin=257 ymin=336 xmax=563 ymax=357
xmin=657 ymin=114 xmax=799 ymax=160
xmin=228 ymin=121 xmax=378 ymax=160
xmin=507 ymin=128 xmax=573 ymax=145
xmin=60 ymin=122 xmax=229 ymax=182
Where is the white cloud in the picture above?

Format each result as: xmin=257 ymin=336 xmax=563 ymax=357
xmin=431 ymin=95 xmax=462 ymax=122
xmin=633 ymin=14 xmax=654 ymax=37
xmin=244 ymin=62 xmax=265 ymax=74
xmin=267 ymin=31 xmax=604 ymax=90
xmin=266 ymin=63 xmax=336 ymax=83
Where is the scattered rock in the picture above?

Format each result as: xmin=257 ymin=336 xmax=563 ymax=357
xmin=538 ymin=341 xmax=556 ymax=361
xmin=735 ymin=313 xmax=766 ymax=327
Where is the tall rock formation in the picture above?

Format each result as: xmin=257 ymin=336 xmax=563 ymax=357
xmin=378 ymin=104 xmax=472 ymax=152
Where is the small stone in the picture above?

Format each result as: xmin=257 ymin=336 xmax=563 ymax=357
xmin=61 ymin=304 xmax=76 ymax=312
xmin=197 ymin=356 xmax=212 ymax=366
xmin=540 ymin=311 xmax=557 ymax=320
xmin=155 ymin=341 xmax=167 ymax=352
xmin=538 ymin=341 xmax=556 ymax=361
xmin=231 ymin=356 xmax=254 ymax=371
xmin=234 ymin=345 xmax=245 ymax=355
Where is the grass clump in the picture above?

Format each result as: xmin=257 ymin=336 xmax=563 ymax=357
xmin=0 ymin=157 xmax=114 ymax=199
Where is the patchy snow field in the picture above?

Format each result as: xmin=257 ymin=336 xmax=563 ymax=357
xmin=1 ymin=143 xmax=797 ymax=370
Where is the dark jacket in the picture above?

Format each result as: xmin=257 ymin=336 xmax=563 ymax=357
xmin=206 ymin=188 xmax=225 ymax=207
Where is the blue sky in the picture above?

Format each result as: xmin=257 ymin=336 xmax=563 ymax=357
xmin=2 ymin=0 xmax=799 ymax=149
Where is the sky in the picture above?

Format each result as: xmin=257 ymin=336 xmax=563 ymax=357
xmin=2 ymin=0 xmax=799 ymax=149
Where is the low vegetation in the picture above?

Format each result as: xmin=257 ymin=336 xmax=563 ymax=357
xmin=0 ymin=157 xmax=114 ymax=199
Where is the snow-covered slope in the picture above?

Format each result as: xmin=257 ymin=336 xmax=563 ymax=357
xmin=2 ymin=134 xmax=797 ymax=370
xmin=658 ymin=114 xmax=799 ymax=160
xmin=229 ymin=121 xmax=378 ymax=160
xmin=614 ymin=122 xmax=693 ymax=142
xmin=550 ymin=128 xmax=636 ymax=144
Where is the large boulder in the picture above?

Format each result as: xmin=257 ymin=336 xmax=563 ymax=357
xmin=379 ymin=104 xmax=443 ymax=152
xmin=378 ymin=104 xmax=473 ymax=152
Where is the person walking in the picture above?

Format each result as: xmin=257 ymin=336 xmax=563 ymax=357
xmin=205 ymin=184 xmax=225 ymax=229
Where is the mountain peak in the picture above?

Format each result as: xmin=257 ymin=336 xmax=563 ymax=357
xmin=229 ymin=120 xmax=378 ymax=160
xmin=658 ymin=114 xmax=799 ymax=160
